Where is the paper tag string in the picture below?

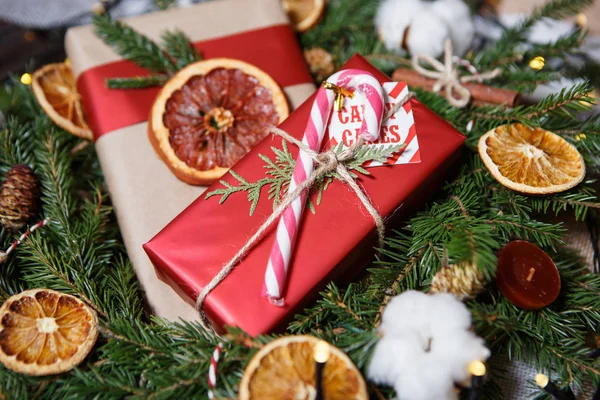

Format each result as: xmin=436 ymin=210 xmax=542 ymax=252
xmin=194 ymin=90 xmax=416 ymax=334
xmin=412 ymin=40 xmax=501 ymax=108
xmin=0 ymin=219 xmax=49 ymax=263
xmin=263 ymin=69 xmax=385 ymax=305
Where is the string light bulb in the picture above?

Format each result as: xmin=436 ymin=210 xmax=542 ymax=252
xmin=313 ymin=340 xmax=331 ymax=363
xmin=91 ymin=2 xmax=106 ymax=15
xmin=535 ymin=373 xmax=549 ymax=388
xmin=20 ymin=73 xmax=32 ymax=85
xmin=314 ymin=340 xmax=330 ymax=400
xmin=469 ymin=361 xmax=486 ymax=400
xmin=576 ymin=13 xmax=588 ymax=29
xmin=535 ymin=373 xmax=575 ymax=400
xmin=468 ymin=360 xmax=486 ymax=377
xmin=529 ymin=56 xmax=545 ymax=71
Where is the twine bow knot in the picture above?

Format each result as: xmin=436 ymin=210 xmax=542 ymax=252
xmin=412 ymin=40 xmax=501 ymax=108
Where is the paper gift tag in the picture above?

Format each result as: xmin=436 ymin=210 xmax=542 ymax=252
xmin=324 ymin=81 xmax=421 ymax=166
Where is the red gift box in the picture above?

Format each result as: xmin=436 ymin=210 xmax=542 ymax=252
xmin=144 ymin=55 xmax=465 ymax=336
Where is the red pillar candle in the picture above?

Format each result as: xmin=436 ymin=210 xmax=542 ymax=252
xmin=495 ymin=241 xmax=561 ymax=310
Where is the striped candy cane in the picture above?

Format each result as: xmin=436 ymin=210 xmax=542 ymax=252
xmin=263 ymin=69 xmax=386 ymax=304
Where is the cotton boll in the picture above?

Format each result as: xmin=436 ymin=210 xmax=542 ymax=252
xmin=432 ymin=330 xmax=490 ymax=383
xmin=431 ymin=0 xmax=474 ymax=56
xmin=405 ymin=10 xmax=450 ymax=58
xmin=394 ymin=356 xmax=458 ymax=400
xmin=380 ymin=290 xmax=432 ymax=336
xmin=368 ymin=334 xmax=424 ymax=385
xmin=375 ymin=0 xmax=426 ymax=53
xmin=428 ymin=292 xmax=472 ymax=335
xmin=374 ymin=291 xmax=488 ymax=400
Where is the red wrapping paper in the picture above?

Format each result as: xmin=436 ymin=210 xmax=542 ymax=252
xmin=77 ymin=25 xmax=311 ymax=139
xmin=144 ymin=55 xmax=465 ymax=336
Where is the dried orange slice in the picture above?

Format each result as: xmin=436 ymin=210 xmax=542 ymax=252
xmin=0 ymin=289 xmax=98 ymax=376
xmin=281 ymin=0 xmax=326 ymax=32
xmin=31 ymin=63 xmax=93 ymax=141
xmin=478 ymin=123 xmax=585 ymax=194
xmin=149 ymin=58 xmax=289 ymax=185
xmin=239 ymin=336 xmax=368 ymax=400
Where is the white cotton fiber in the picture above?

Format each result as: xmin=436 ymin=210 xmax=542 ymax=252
xmin=380 ymin=290 xmax=431 ymax=336
xmin=429 ymin=292 xmax=473 ymax=334
xmin=375 ymin=0 xmax=474 ymax=58
xmin=375 ymin=0 xmax=425 ymax=53
xmin=431 ymin=330 xmax=491 ymax=383
xmin=431 ymin=0 xmax=475 ymax=56
xmin=369 ymin=290 xmax=490 ymax=400
xmin=368 ymin=334 xmax=424 ymax=385
xmin=394 ymin=356 xmax=458 ymax=400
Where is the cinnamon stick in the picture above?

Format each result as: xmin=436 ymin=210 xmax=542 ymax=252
xmin=392 ymin=67 xmax=520 ymax=107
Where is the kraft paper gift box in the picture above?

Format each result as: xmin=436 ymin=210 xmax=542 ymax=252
xmin=65 ymin=0 xmax=315 ymax=321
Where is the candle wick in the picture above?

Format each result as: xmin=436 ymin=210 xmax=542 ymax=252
xmin=526 ymin=267 xmax=536 ymax=282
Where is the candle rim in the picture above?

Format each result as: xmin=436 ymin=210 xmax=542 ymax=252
xmin=496 ymin=240 xmax=561 ymax=309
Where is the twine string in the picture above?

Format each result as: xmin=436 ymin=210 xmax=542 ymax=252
xmin=195 ymin=92 xmax=415 ymax=334
xmin=411 ymin=40 xmax=501 ymax=108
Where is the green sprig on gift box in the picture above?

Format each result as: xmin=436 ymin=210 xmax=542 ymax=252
xmin=0 ymin=0 xmax=599 ymax=398
xmin=93 ymin=14 xmax=201 ymax=89
xmin=205 ymin=140 xmax=403 ymax=216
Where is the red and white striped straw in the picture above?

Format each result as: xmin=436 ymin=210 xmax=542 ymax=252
xmin=263 ymin=69 xmax=385 ymax=304
xmin=2 ymin=219 xmax=49 ymax=258
xmin=207 ymin=342 xmax=223 ymax=399
xmin=453 ymin=56 xmax=483 ymax=82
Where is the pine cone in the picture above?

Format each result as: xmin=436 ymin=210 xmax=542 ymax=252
xmin=304 ymin=48 xmax=335 ymax=83
xmin=430 ymin=263 xmax=488 ymax=301
xmin=0 ymin=164 xmax=40 ymax=232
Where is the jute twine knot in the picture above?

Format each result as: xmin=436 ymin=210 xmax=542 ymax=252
xmin=316 ymin=151 xmax=339 ymax=171
xmin=412 ymin=39 xmax=501 ymax=108
xmin=194 ymin=91 xmax=416 ymax=335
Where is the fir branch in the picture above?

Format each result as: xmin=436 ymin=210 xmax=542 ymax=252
xmin=474 ymin=0 xmax=594 ymax=68
xmin=301 ymin=0 xmax=382 ymax=68
xmin=206 ymin=141 xmax=402 ymax=215
xmin=205 ymin=171 xmax=271 ymax=216
xmin=93 ymin=14 xmax=177 ymax=75
xmin=106 ymin=75 xmax=168 ymax=89
xmin=373 ymin=247 xmax=424 ymax=325
xmin=488 ymin=216 xmax=565 ymax=249
xmin=529 ymin=184 xmax=600 ymax=221
xmin=525 ymin=30 xmax=587 ymax=61
xmin=0 ymin=117 xmax=36 ymax=172
xmin=469 ymin=81 xmax=594 ymax=124
xmin=161 ymin=30 xmax=201 ymax=70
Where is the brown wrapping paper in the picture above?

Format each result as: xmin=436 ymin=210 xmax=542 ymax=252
xmin=65 ymin=0 xmax=315 ymax=321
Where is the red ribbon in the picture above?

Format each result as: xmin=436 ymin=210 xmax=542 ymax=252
xmin=77 ymin=24 xmax=313 ymax=140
